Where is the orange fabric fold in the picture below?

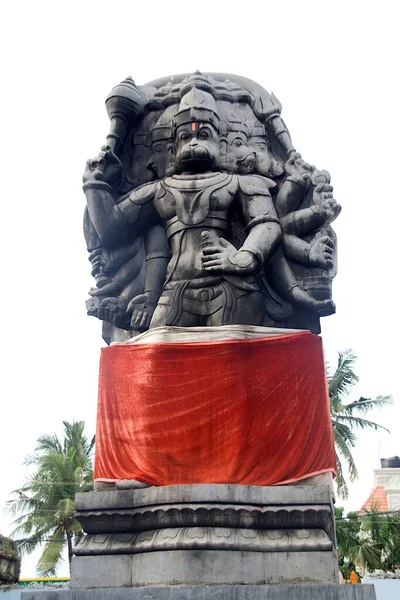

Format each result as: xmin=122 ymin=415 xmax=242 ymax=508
xmin=94 ymin=331 xmax=336 ymax=485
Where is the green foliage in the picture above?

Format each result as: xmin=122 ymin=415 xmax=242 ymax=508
xmin=7 ymin=421 xmax=94 ymax=576
xmin=336 ymin=508 xmax=400 ymax=577
xmin=327 ymin=349 xmax=392 ymax=499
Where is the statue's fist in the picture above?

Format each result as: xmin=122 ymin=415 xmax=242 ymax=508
xmin=309 ymin=234 xmax=335 ymax=270
xmin=83 ymin=145 xmax=122 ymax=186
xmin=97 ymin=296 xmax=128 ymax=326
xmin=284 ymin=152 xmax=315 ymax=184
xmin=312 ymin=183 xmax=341 ymax=223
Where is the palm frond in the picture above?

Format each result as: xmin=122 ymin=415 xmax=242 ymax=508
xmin=333 ymin=428 xmax=358 ymax=481
xmin=335 ymin=415 xmax=390 ymax=433
xmin=334 ymin=454 xmax=349 ymax=500
xmin=328 ymin=349 xmax=358 ymax=401
xmin=36 ymin=434 xmax=63 ymax=455
xmin=37 ymin=528 xmax=65 ymax=576
xmin=332 ymin=420 xmax=357 ymax=447
xmin=344 ymin=396 xmax=393 ymax=414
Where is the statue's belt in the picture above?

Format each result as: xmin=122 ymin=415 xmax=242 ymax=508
xmin=166 ymin=214 xmax=229 ymax=239
xmin=159 ymin=280 xmax=260 ymax=316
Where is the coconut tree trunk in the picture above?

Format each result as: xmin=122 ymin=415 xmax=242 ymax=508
xmin=67 ymin=533 xmax=73 ymax=570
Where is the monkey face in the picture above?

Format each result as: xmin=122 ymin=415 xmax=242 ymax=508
xmin=249 ymin=135 xmax=283 ymax=177
xmin=174 ymin=122 xmax=219 ymax=172
xmin=223 ymin=131 xmax=256 ymax=174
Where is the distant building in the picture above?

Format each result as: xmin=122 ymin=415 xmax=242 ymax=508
xmin=360 ymin=456 xmax=400 ymax=512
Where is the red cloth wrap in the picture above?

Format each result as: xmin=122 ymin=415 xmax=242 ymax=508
xmin=94 ymin=331 xmax=336 ymax=485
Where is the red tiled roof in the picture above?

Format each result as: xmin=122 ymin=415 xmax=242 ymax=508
xmin=360 ymin=486 xmax=389 ymax=512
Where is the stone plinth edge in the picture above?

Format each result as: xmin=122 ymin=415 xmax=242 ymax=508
xmin=22 ymin=583 xmax=377 ymax=600
xmin=76 ymin=483 xmax=333 ymax=511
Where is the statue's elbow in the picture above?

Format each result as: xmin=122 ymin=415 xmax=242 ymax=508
xmin=273 ymin=222 xmax=283 ymax=245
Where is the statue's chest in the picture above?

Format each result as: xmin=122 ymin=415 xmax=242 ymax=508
xmin=154 ymin=173 xmax=236 ymax=225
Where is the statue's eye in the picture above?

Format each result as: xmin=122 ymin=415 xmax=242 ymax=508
xmin=258 ymin=143 xmax=267 ymax=151
xmin=180 ymin=132 xmax=189 ymax=141
xmin=234 ymin=140 xmax=243 ymax=147
xmin=154 ymin=145 xmax=162 ymax=153
xmin=199 ymin=130 xmax=209 ymax=139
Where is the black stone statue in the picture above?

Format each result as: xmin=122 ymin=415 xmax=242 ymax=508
xmin=83 ymin=72 xmax=340 ymax=342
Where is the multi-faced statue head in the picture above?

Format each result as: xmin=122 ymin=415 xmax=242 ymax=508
xmin=147 ymin=125 xmax=174 ymax=180
xmin=173 ymin=82 xmax=220 ymax=173
xmin=249 ymin=121 xmax=283 ymax=177
xmin=220 ymin=118 xmax=256 ymax=174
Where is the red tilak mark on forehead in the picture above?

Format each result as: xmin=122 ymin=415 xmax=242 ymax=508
xmin=191 ymin=122 xmax=196 ymax=132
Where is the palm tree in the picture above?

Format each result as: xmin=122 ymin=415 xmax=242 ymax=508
xmin=327 ymin=349 xmax=392 ymax=499
xmin=7 ymin=421 xmax=94 ymax=575
xmin=361 ymin=507 xmax=400 ymax=572
xmin=335 ymin=507 xmax=381 ymax=581
xmin=335 ymin=506 xmax=400 ymax=577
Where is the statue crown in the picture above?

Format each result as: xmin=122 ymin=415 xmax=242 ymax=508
xmin=173 ymin=73 xmax=220 ymax=131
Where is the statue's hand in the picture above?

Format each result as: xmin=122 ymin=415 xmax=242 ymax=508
xmin=312 ymin=183 xmax=341 ymax=223
xmin=284 ymin=152 xmax=315 ymax=184
xmin=308 ymin=234 xmax=335 ymax=269
xmin=89 ymin=248 xmax=107 ymax=278
xmin=97 ymin=296 xmax=128 ymax=327
xmin=128 ymin=293 xmax=158 ymax=331
xmin=83 ymin=145 xmax=122 ymax=186
xmin=201 ymin=232 xmax=258 ymax=275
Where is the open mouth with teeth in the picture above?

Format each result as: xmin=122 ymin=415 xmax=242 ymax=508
xmin=236 ymin=153 xmax=256 ymax=172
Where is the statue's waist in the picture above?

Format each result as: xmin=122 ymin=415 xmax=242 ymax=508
xmin=158 ymin=277 xmax=261 ymax=318
xmin=165 ymin=277 xmax=223 ymax=289
xmin=165 ymin=213 xmax=229 ymax=239
xmin=163 ymin=277 xmax=260 ymax=293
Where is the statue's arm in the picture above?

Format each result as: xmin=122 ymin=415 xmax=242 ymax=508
xmin=143 ymin=224 xmax=170 ymax=304
xmin=275 ymin=176 xmax=325 ymax=237
xmin=276 ymin=157 xmax=341 ymax=237
xmin=237 ymin=176 xmax=282 ymax=269
xmin=128 ymin=224 xmax=170 ymax=332
xmin=202 ymin=176 xmax=282 ymax=276
xmin=280 ymin=204 xmax=325 ymax=236
xmin=83 ymin=148 xmax=159 ymax=247
xmin=83 ymin=181 xmax=159 ymax=247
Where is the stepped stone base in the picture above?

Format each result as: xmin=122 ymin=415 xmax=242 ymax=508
xmin=71 ymin=550 xmax=338 ymax=588
xmin=23 ymin=584 xmax=377 ymax=600
xmin=71 ymin=483 xmax=340 ymax=588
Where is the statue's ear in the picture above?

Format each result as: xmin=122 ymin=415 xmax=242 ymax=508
xmin=220 ymin=137 xmax=228 ymax=156
xmin=166 ymin=143 xmax=176 ymax=175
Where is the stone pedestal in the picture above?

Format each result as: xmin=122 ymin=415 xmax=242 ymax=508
xmin=23 ymin=584 xmax=377 ymax=599
xmin=71 ymin=483 xmax=339 ymax=588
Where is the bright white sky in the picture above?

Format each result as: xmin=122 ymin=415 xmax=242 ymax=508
xmin=1 ymin=0 xmax=399 ymax=578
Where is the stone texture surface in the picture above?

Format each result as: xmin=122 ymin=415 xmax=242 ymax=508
xmin=74 ymin=527 xmax=332 ymax=555
xmin=93 ymin=473 xmax=335 ymax=494
xmin=70 ymin=549 xmax=338 ymax=588
xmin=75 ymin=484 xmax=333 ymax=511
xmin=131 ymin=550 xmax=338 ymax=586
xmin=72 ymin=484 xmax=338 ymax=587
xmin=70 ymin=555 xmax=132 ymax=589
xmin=0 ymin=533 xmax=21 ymax=584
xmin=76 ymin=502 xmax=334 ymax=537
xmin=23 ymin=584 xmax=377 ymax=599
